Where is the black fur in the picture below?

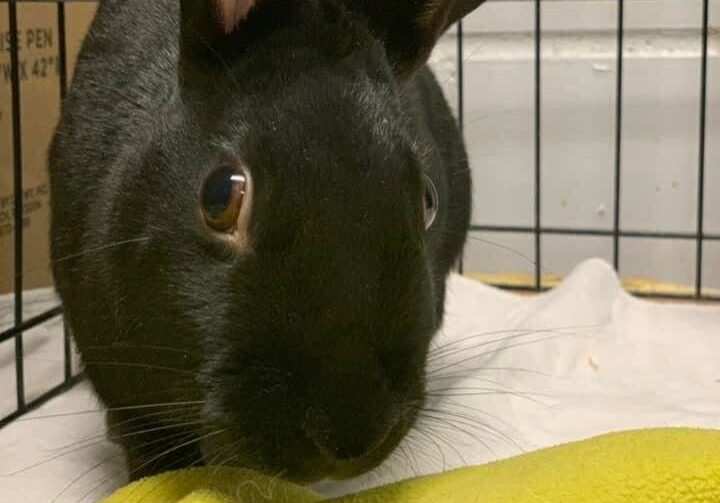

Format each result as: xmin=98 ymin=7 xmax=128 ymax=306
xmin=49 ymin=0 xmax=481 ymax=483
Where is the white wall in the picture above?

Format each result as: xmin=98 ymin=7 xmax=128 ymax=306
xmin=429 ymin=0 xmax=720 ymax=293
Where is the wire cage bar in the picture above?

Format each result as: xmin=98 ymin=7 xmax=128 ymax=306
xmin=0 ymin=0 xmax=717 ymax=432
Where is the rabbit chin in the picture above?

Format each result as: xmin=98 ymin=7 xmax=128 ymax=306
xmin=197 ymin=417 xmax=411 ymax=484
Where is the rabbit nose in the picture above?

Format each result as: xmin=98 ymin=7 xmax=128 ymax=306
xmin=307 ymin=424 xmax=391 ymax=462
xmin=304 ymin=409 xmax=398 ymax=462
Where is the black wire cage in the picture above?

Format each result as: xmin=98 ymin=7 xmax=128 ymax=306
xmin=0 ymin=0 xmax=716 ymax=430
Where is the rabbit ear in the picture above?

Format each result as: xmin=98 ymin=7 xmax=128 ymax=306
xmin=445 ymin=0 xmax=487 ymax=27
xmin=355 ymin=0 xmax=486 ymax=78
xmin=214 ymin=0 xmax=256 ymax=34
xmin=179 ymin=0 xmax=258 ymax=63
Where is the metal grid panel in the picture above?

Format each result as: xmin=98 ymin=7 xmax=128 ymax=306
xmin=460 ymin=0 xmax=716 ymax=300
xmin=0 ymin=0 xmax=716 ymax=432
xmin=0 ymin=0 xmax=84 ymax=430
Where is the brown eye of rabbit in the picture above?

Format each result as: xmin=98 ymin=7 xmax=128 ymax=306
xmin=201 ymin=166 xmax=247 ymax=233
xmin=424 ymin=174 xmax=439 ymax=230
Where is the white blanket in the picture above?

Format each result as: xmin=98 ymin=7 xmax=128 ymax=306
xmin=1 ymin=259 xmax=719 ymax=501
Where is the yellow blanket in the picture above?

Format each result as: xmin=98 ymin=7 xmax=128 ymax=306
xmin=102 ymin=428 xmax=720 ymax=503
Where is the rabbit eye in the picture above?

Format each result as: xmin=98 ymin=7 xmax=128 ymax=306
xmin=201 ymin=166 xmax=248 ymax=233
xmin=423 ymin=174 xmax=439 ymax=230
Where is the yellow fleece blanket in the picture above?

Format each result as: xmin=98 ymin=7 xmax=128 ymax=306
xmin=102 ymin=428 xmax=720 ymax=503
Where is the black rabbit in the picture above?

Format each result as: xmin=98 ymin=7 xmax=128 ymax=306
xmin=49 ymin=0 xmax=483 ymax=483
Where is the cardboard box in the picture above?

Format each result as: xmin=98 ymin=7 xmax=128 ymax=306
xmin=0 ymin=2 xmax=97 ymax=294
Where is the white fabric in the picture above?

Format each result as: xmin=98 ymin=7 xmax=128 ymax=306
xmin=1 ymin=259 xmax=719 ymax=501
